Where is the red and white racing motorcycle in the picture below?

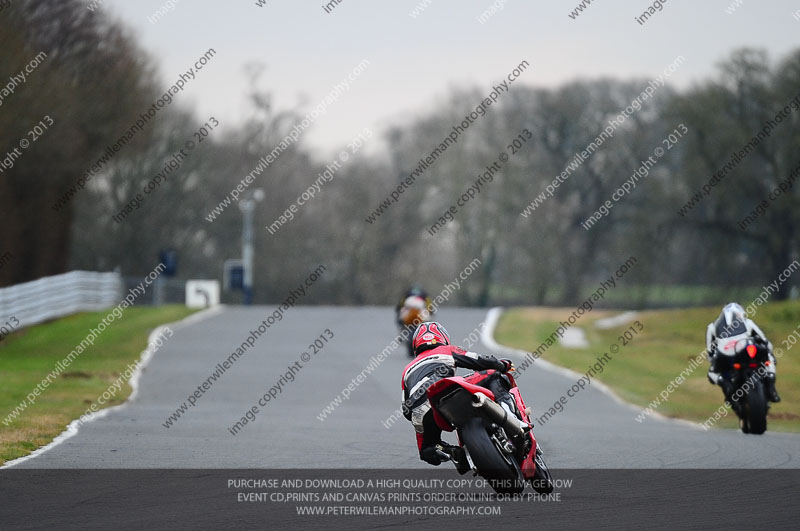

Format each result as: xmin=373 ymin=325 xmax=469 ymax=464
xmin=427 ymin=370 xmax=554 ymax=494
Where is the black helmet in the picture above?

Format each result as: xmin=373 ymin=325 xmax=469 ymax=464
xmin=407 ymin=284 xmax=426 ymax=298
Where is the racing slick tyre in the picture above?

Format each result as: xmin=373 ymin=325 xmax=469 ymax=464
xmin=460 ymin=417 xmax=524 ymax=495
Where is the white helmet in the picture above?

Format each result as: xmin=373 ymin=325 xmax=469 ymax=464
xmin=722 ymin=302 xmax=746 ymax=324
xmin=716 ymin=302 xmax=747 ymax=338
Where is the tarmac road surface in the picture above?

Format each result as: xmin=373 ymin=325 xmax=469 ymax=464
xmin=9 ymin=306 xmax=799 ymax=469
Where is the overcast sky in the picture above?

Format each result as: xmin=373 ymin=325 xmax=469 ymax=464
xmin=106 ymin=0 xmax=800 ymax=157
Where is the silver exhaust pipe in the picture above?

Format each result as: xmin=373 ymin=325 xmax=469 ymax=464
xmin=471 ymin=392 xmax=524 ymax=439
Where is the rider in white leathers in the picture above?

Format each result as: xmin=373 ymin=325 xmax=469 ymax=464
xmin=706 ymin=302 xmax=780 ymax=403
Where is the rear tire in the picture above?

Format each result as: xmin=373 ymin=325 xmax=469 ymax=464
xmin=460 ymin=418 xmax=523 ymax=494
xmin=530 ymin=447 xmax=554 ymax=494
xmin=745 ymin=380 xmax=767 ymax=435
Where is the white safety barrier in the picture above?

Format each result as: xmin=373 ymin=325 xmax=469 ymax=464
xmin=185 ymin=280 xmax=220 ymax=308
xmin=0 ymin=270 xmax=122 ymax=329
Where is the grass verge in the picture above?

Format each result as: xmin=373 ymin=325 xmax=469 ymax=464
xmin=0 ymin=305 xmax=196 ymax=465
xmin=495 ymin=302 xmax=800 ymax=432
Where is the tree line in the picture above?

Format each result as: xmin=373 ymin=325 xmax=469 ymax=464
xmin=1 ymin=1 xmax=798 ymax=308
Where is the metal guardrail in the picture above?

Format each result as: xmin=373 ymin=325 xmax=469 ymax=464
xmin=0 ymin=270 xmax=122 ymax=329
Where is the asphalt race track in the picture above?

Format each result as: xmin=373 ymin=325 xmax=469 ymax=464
xmin=9 ymin=306 xmax=800 ymax=469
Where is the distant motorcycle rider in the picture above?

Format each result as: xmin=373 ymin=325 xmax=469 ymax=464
xmin=400 ymin=321 xmax=527 ymax=465
xmin=706 ymin=302 xmax=780 ymax=402
xmin=395 ymin=285 xmax=434 ymax=328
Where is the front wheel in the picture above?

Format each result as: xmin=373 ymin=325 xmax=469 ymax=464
xmin=745 ymin=379 xmax=768 ymax=435
xmin=459 ymin=418 xmax=523 ymax=494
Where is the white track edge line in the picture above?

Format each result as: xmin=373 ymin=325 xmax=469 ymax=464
xmin=2 ymin=305 xmax=224 ymax=469
xmin=481 ymin=307 xmax=704 ymax=431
